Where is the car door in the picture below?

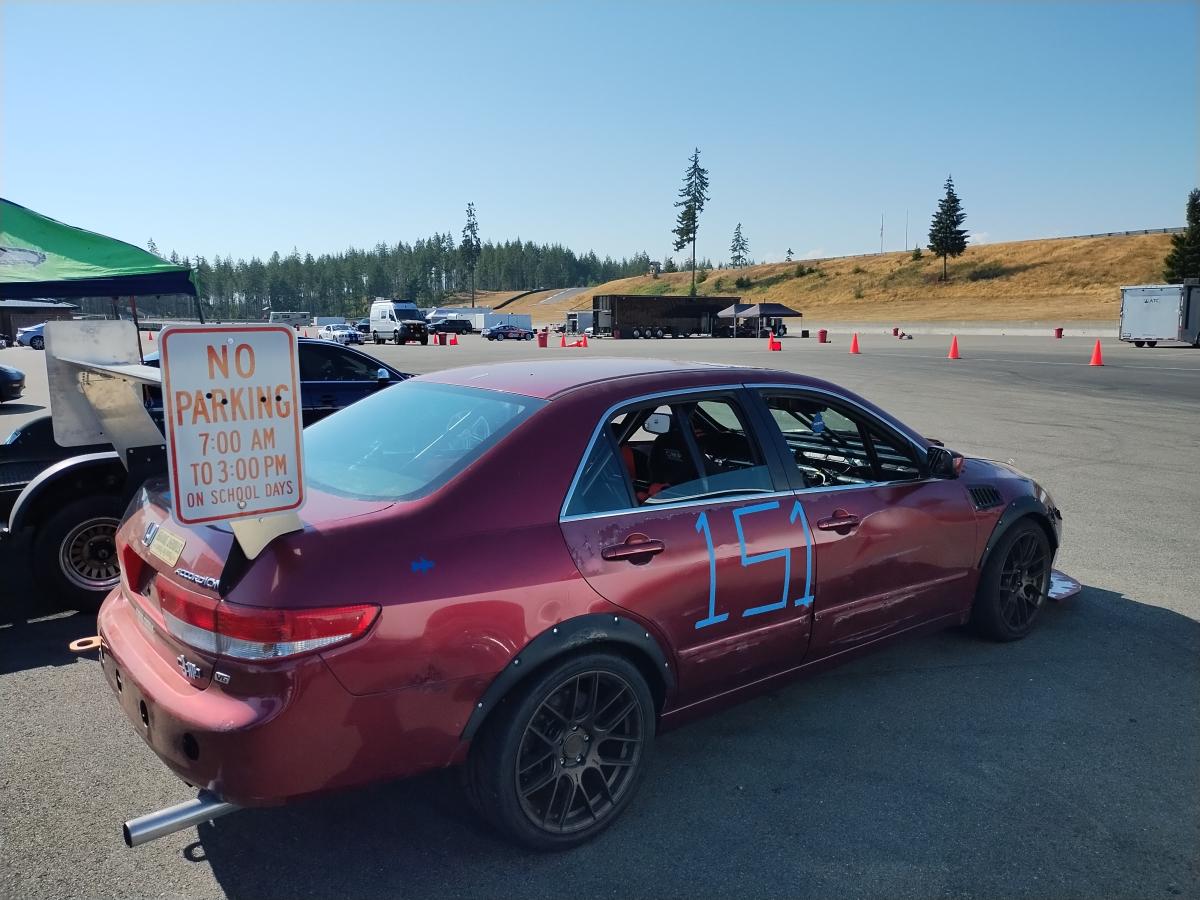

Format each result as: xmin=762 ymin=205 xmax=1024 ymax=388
xmin=751 ymin=387 xmax=977 ymax=659
xmin=297 ymin=342 xmax=389 ymax=425
xmin=559 ymin=389 xmax=816 ymax=705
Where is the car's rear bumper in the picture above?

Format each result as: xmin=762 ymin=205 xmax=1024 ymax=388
xmin=97 ymin=589 xmax=477 ymax=806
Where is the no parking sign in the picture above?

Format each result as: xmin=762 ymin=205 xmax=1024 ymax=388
xmin=159 ymin=324 xmax=305 ymax=525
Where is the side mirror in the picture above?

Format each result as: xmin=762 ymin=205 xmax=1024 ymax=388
xmin=927 ymin=446 xmax=964 ymax=479
xmin=377 ymin=367 xmax=391 ymax=383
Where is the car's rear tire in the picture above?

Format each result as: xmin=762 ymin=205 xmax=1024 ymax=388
xmin=465 ymin=651 xmax=655 ymax=851
xmin=34 ymin=494 xmax=125 ymax=613
xmin=971 ymin=519 xmax=1051 ymax=642
xmin=31 ymin=336 xmax=45 ymax=351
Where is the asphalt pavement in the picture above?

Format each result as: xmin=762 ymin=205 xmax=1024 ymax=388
xmin=1 ymin=332 xmax=1197 ymax=899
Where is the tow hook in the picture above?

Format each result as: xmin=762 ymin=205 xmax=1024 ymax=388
xmin=68 ymin=636 xmax=102 ymax=653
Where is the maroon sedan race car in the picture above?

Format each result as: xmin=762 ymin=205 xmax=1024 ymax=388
xmin=98 ymin=358 xmax=1076 ymax=850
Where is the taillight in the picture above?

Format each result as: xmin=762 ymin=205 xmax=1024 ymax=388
xmin=157 ymin=582 xmax=378 ymax=661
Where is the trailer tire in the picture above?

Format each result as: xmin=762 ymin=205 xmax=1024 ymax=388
xmin=34 ymin=494 xmax=125 ymax=613
xmin=1134 ymin=341 xmax=1145 ymax=348
xmin=654 ymin=329 xmax=664 ymax=339
xmin=1146 ymin=341 xmax=1157 ymax=348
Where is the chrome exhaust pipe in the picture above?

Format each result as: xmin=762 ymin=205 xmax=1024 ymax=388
xmin=123 ymin=790 xmax=239 ymax=847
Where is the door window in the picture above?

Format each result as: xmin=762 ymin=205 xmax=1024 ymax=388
xmin=564 ymin=394 xmax=774 ymax=516
xmin=299 ymin=344 xmax=380 ymax=382
xmin=760 ymin=393 xmax=922 ymax=487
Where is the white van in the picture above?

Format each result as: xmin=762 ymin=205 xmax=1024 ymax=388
xmin=368 ymin=299 xmax=429 ymax=345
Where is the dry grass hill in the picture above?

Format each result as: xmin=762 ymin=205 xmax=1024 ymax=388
xmin=519 ymin=233 xmax=1172 ymax=324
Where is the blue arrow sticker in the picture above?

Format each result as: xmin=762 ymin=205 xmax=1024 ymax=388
xmin=411 ymin=558 xmax=435 ymax=574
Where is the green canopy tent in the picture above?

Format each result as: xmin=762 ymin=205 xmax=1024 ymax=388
xmin=0 ymin=198 xmax=198 ymax=301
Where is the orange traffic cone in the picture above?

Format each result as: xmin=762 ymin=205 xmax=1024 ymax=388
xmin=765 ymin=331 xmax=774 ymax=350
xmin=581 ymin=332 xmax=589 ymax=347
xmin=947 ymin=336 xmax=961 ymax=359
xmin=560 ymin=332 xmax=566 ymax=347
xmin=849 ymin=332 xmax=861 ymax=354
xmin=449 ymin=333 xmax=458 ymax=346
xmin=147 ymin=330 xmax=154 ymax=342
xmin=1089 ymin=340 xmax=1103 ymax=366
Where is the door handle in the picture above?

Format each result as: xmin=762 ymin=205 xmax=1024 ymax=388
xmin=816 ymin=511 xmax=860 ymax=532
xmin=601 ymin=535 xmax=665 ymax=563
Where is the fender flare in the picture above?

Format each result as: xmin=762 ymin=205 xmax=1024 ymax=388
xmin=7 ymin=452 xmax=124 ymax=532
xmin=460 ymin=612 xmax=676 ymax=741
xmin=978 ymin=495 xmax=1058 ymax=569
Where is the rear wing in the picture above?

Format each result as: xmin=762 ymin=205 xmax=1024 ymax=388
xmin=44 ymin=320 xmax=301 ymax=559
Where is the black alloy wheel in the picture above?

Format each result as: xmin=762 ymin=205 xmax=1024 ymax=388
xmin=997 ymin=530 xmax=1049 ymax=630
xmin=465 ymin=652 xmax=655 ymax=850
xmin=972 ymin=519 xmax=1051 ymax=641
xmin=514 ymin=670 xmax=644 ymax=835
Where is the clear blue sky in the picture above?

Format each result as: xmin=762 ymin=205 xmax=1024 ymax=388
xmin=3 ymin=1 xmax=1196 ymax=265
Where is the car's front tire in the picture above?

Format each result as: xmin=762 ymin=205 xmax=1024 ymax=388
xmin=465 ymin=651 xmax=655 ymax=851
xmin=971 ymin=518 xmax=1051 ymax=641
xmin=30 ymin=336 xmax=45 ymax=351
xmin=34 ymin=494 xmax=125 ymax=613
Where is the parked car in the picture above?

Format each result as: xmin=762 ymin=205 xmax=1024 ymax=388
xmin=355 ymin=317 xmax=370 ymax=334
xmin=483 ymin=323 xmax=535 ymax=341
xmin=0 ymin=365 xmax=25 ymax=402
xmin=100 ymin=359 xmax=1070 ymax=851
xmin=15 ymin=322 xmax=46 ymax=350
xmin=428 ymin=317 xmax=473 ymax=335
xmin=317 ymin=323 xmax=363 ymax=345
xmin=0 ymin=339 xmax=408 ymax=613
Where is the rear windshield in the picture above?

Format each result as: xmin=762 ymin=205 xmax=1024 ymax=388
xmin=304 ymin=381 xmax=544 ymax=501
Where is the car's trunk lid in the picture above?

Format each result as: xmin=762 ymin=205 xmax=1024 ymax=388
xmin=118 ymin=477 xmax=392 ymax=688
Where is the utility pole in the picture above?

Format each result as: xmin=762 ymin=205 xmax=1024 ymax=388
xmin=905 ymin=209 xmax=909 ymax=251
xmin=880 ymin=212 xmax=884 ymax=254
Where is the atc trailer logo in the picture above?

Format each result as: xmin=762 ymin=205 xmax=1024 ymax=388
xmin=158 ymin=325 xmax=305 ymax=525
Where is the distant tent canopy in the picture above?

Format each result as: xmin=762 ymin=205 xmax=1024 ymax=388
xmin=717 ymin=302 xmax=803 ymax=319
xmin=0 ymin=198 xmax=197 ymax=299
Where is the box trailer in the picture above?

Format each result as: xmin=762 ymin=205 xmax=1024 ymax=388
xmin=1119 ymin=283 xmax=1200 ymax=348
xmin=593 ymin=294 xmax=741 ymax=339
xmin=566 ymin=311 xmax=594 ymax=334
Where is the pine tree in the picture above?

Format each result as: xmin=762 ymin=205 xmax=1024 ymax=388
xmin=785 ymin=248 xmax=793 ymax=262
xmin=672 ymin=147 xmax=710 ymax=296
xmin=927 ymin=175 xmax=968 ymax=281
xmin=460 ymin=202 xmax=482 ymax=301
xmin=146 ymin=238 xmax=159 ymax=256
xmin=1164 ymin=188 xmax=1200 ymax=283
xmin=730 ymin=223 xmax=749 ymax=268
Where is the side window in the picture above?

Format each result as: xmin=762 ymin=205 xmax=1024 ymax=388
xmin=761 ymin=393 xmax=922 ymax=487
xmin=609 ymin=395 xmax=773 ymax=506
xmin=299 ymin=344 xmax=378 ymax=381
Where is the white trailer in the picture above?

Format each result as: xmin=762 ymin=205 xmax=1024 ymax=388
xmin=1119 ymin=284 xmax=1200 ymax=348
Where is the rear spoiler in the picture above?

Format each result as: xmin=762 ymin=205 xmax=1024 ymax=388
xmin=44 ymin=320 xmax=301 ymax=559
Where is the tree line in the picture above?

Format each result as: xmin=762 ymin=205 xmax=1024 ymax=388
xmin=127 ymin=225 xmax=653 ymax=320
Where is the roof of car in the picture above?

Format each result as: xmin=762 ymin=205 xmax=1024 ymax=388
xmin=416 ymin=357 xmax=775 ymax=400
